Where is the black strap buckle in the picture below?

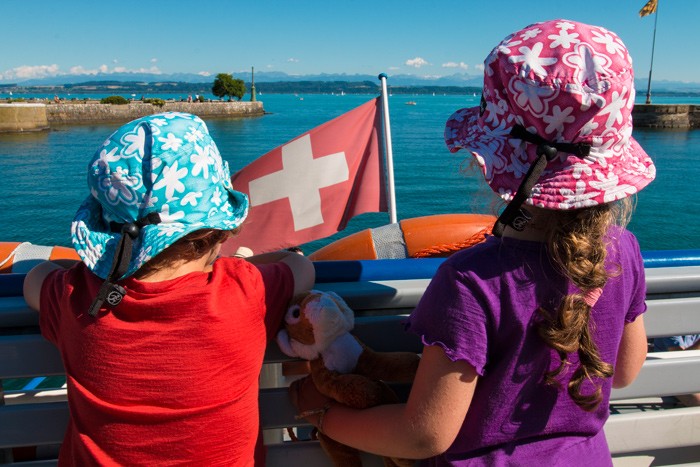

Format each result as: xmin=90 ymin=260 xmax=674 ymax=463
xmin=87 ymin=212 xmax=161 ymax=317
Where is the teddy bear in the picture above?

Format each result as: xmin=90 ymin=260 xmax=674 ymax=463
xmin=277 ymin=290 xmax=420 ymax=467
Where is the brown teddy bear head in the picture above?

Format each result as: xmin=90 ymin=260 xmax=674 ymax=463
xmin=276 ymin=290 xmax=354 ymax=361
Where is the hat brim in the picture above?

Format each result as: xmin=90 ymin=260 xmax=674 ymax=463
xmin=71 ymin=187 xmax=249 ymax=280
xmin=445 ymin=106 xmax=656 ymax=210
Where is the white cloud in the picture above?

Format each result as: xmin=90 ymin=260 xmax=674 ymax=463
xmin=69 ymin=65 xmax=97 ymax=75
xmin=0 ymin=63 xmax=165 ymax=81
xmin=197 ymin=71 xmax=211 ymax=76
xmin=0 ymin=64 xmax=60 ymax=80
xmin=287 ymin=58 xmax=299 ymax=63
xmin=112 ymin=59 xmax=118 ymax=64
xmin=150 ymin=58 xmax=158 ymax=63
xmin=443 ymin=61 xmax=469 ymax=70
xmin=405 ymin=57 xmax=429 ymax=68
xmin=475 ymin=64 xmax=485 ymax=71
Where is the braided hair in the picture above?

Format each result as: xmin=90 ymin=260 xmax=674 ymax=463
xmin=537 ymin=198 xmax=633 ymax=411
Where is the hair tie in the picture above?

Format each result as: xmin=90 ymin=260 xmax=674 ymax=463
xmin=582 ymin=287 xmax=603 ymax=307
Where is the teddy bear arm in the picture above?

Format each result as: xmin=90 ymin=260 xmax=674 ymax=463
xmin=318 ymin=432 xmax=363 ymax=467
xmin=310 ymin=360 xmax=388 ymax=409
xmin=355 ymin=349 xmax=421 ymax=383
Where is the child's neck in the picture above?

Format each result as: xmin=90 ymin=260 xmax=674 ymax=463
xmin=138 ymin=258 xmax=213 ymax=282
xmin=137 ymin=247 xmax=221 ymax=282
xmin=503 ymin=226 xmax=546 ymax=242
xmin=501 ymin=207 xmax=553 ymax=242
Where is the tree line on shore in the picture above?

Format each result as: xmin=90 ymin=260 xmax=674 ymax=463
xmin=2 ymin=77 xmax=483 ymax=97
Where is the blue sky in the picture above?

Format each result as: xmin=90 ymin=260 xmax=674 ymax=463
xmin=2 ymin=0 xmax=698 ymax=83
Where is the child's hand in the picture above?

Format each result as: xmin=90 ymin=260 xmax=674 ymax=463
xmin=289 ymin=376 xmax=332 ymax=426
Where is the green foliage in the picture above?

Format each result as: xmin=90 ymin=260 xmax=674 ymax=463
xmin=196 ymin=95 xmax=206 ymax=103
xmin=6 ymin=98 xmax=27 ymax=103
xmin=143 ymin=98 xmax=165 ymax=107
xmin=212 ymin=73 xmax=246 ymax=101
xmin=100 ymin=95 xmax=129 ymax=105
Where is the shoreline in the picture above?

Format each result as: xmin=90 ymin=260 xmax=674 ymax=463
xmin=0 ymin=100 xmax=264 ymax=132
xmin=1 ymin=101 xmax=699 ymax=133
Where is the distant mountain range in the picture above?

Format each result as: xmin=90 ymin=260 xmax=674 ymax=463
xmin=2 ymin=70 xmax=699 ymax=94
xmin=0 ymin=70 xmax=485 ymax=87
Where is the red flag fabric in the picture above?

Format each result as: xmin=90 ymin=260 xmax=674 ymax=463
xmin=221 ymin=97 xmax=387 ymax=255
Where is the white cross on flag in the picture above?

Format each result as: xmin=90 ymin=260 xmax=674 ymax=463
xmin=221 ymin=97 xmax=387 ymax=255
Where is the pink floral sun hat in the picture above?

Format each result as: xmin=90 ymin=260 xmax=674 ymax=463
xmin=445 ymin=19 xmax=656 ymax=224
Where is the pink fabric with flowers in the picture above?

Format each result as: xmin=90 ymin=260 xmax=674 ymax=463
xmin=445 ymin=19 xmax=656 ymax=210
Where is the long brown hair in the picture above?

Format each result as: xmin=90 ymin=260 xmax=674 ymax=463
xmin=133 ymin=229 xmax=236 ymax=280
xmin=537 ymin=198 xmax=632 ymax=411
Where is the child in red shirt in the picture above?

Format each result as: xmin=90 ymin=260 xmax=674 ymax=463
xmin=23 ymin=112 xmax=315 ymax=466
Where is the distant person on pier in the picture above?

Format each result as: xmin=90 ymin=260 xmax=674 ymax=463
xmin=291 ymin=19 xmax=656 ymax=466
xmin=23 ymin=112 xmax=315 ymax=466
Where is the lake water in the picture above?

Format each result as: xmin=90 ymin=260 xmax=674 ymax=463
xmin=0 ymin=93 xmax=698 ymax=253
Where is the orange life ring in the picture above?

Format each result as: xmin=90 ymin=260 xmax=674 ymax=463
xmin=0 ymin=242 xmax=80 ymax=274
xmin=309 ymin=213 xmax=496 ymax=261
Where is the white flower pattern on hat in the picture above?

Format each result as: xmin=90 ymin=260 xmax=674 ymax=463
xmin=99 ymin=166 xmax=143 ymax=206
xmin=591 ymin=29 xmax=627 ymax=57
xmin=153 ymin=161 xmax=188 ymax=200
xmin=191 ymin=144 xmax=214 ymax=179
xmin=548 ymin=29 xmax=580 ymax=49
xmin=181 ymin=191 xmax=202 ymax=206
xmin=509 ymin=42 xmax=558 ymax=78
xmin=185 ymin=126 xmax=204 ymax=143
xmin=543 ymin=105 xmax=575 ymax=135
xmin=120 ymin=125 xmax=147 ymax=158
xmin=509 ymin=78 xmax=557 ymax=116
xmin=158 ymin=133 xmax=183 ymax=151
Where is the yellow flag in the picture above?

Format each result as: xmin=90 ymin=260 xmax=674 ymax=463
xmin=639 ymin=0 xmax=658 ymax=17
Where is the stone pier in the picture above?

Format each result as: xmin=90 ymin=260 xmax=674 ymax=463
xmin=0 ymin=101 xmax=264 ymax=132
xmin=632 ymin=104 xmax=700 ymax=129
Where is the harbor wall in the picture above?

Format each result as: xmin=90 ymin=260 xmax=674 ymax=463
xmin=0 ymin=104 xmax=49 ymax=132
xmin=632 ymin=104 xmax=700 ymax=129
xmin=1 ymin=102 xmax=698 ymax=133
xmin=0 ymin=101 xmax=264 ymax=132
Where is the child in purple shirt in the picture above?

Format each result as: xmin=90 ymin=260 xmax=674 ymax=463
xmin=291 ymin=19 xmax=655 ymax=466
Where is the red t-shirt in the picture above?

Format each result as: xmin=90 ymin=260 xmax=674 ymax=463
xmin=40 ymin=257 xmax=294 ymax=466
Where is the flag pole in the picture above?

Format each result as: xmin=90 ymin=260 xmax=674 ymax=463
xmin=378 ymin=73 xmax=398 ymax=224
xmin=645 ymin=2 xmax=659 ymax=104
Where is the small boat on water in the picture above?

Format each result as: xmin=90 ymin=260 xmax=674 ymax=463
xmin=405 ymin=101 xmax=417 ymax=106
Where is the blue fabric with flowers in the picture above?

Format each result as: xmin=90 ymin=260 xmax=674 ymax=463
xmin=71 ymin=112 xmax=249 ymax=279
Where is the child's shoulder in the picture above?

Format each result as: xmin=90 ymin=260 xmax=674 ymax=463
xmin=213 ymin=256 xmax=259 ymax=276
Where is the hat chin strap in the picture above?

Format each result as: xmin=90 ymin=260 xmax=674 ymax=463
xmin=87 ymin=212 xmax=161 ymax=317
xmin=492 ymin=125 xmax=591 ymax=238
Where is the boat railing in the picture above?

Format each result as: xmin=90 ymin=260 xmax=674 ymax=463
xmin=1 ymin=254 xmax=700 ymax=466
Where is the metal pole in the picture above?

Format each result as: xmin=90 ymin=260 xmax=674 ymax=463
xmin=378 ymin=73 xmax=398 ymax=224
xmin=645 ymin=4 xmax=659 ymax=104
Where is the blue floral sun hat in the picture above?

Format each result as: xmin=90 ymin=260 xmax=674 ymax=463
xmin=71 ymin=112 xmax=249 ymax=285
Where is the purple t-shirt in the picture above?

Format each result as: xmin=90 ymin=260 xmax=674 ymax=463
xmin=408 ymin=229 xmax=646 ymax=466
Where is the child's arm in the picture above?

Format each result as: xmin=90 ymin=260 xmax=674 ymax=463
xmin=23 ymin=260 xmax=78 ymax=311
xmin=292 ymin=344 xmax=478 ymax=459
xmin=613 ymin=315 xmax=648 ymax=388
xmin=245 ymin=250 xmax=315 ymax=296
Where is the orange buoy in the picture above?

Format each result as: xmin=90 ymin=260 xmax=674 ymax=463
xmin=309 ymin=214 xmax=496 ymax=261
xmin=0 ymin=242 xmax=80 ymax=274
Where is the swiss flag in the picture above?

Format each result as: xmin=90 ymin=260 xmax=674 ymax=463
xmin=221 ymin=98 xmax=387 ymax=255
